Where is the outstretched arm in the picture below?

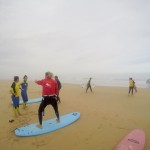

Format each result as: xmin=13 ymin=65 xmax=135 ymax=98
xmin=35 ymin=80 xmax=43 ymax=85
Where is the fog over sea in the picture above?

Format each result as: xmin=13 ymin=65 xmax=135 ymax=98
xmin=61 ymin=73 xmax=150 ymax=88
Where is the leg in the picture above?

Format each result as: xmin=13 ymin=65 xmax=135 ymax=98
xmin=21 ymin=92 xmax=25 ymax=109
xmin=16 ymin=97 xmax=21 ymax=115
xmin=12 ymin=96 xmax=20 ymax=117
xmin=23 ymin=102 xmax=26 ymax=109
xmin=89 ymin=85 xmax=92 ymax=92
xmin=128 ymin=87 xmax=131 ymax=95
xmin=57 ymin=96 xmax=61 ymax=103
xmin=13 ymin=107 xmax=18 ymax=117
xmin=86 ymin=86 xmax=89 ymax=93
xmin=51 ymin=97 xmax=59 ymax=121
xmin=11 ymin=96 xmax=16 ymax=116
xmin=131 ymin=87 xmax=133 ymax=95
xmin=16 ymin=106 xmax=21 ymax=115
xmin=22 ymin=92 xmax=28 ymax=109
xmin=38 ymin=99 xmax=47 ymax=126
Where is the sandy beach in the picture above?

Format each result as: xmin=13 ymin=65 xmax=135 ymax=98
xmin=0 ymin=80 xmax=150 ymax=150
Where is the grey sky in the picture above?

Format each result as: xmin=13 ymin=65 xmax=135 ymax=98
xmin=0 ymin=0 xmax=150 ymax=79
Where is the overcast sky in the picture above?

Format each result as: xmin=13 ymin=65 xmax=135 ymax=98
xmin=0 ymin=0 xmax=150 ymax=79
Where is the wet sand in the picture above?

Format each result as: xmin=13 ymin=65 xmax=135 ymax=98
xmin=0 ymin=80 xmax=150 ymax=150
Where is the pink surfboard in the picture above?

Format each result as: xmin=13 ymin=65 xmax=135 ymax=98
xmin=114 ymin=129 xmax=145 ymax=150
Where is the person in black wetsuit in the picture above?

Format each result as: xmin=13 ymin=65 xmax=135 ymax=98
xmin=55 ymin=76 xmax=62 ymax=103
xmin=86 ymin=77 xmax=92 ymax=93
xmin=35 ymin=71 xmax=60 ymax=128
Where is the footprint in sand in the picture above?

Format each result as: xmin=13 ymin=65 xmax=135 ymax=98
xmin=32 ymin=140 xmax=47 ymax=147
xmin=13 ymin=138 xmax=19 ymax=142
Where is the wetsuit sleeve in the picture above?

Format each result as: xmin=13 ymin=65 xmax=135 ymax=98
xmin=35 ymin=80 xmax=43 ymax=85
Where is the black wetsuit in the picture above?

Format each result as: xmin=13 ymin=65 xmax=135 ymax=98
xmin=56 ymin=79 xmax=62 ymax=102
xmin=38 ymin=96 xmax=59 ymax=125
xmin=86 ymin=79 xmax=92 ymax=93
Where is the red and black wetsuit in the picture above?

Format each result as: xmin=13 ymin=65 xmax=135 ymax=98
xmin=35 ymin=77 xmax=59 ymax=125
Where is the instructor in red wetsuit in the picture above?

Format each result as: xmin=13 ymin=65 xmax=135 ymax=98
xmin=35 ymin=71 xmax=60 ymax=128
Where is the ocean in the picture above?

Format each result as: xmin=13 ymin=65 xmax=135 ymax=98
xmin=60 ymin=73 xmax=150 ymax=88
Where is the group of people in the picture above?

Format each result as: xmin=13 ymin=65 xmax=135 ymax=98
xmin=86 ymin=77 xmax=138 ymax=96
xmin=10 ymin=75 xmax=28 ymax=117
xmin=10 ymin=72 xmax=62 ymax=128
xmin=34 ymin=72 xmax=61 ymax=128
xmin=10 ymin=72 xmax=138 ymax=128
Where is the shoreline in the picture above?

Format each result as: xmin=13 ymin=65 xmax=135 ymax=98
xmin=0 ymin=77 xmax=148 ymax=89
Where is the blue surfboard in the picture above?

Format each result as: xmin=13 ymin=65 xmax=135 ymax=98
xmin=15 ymin=112 xmax=80 ymax=136
xmin=19 ymin=97 xmax=42 ymax=105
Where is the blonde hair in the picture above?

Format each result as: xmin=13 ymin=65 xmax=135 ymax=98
xmin=45 ymin=71 xmax=53 ymax=78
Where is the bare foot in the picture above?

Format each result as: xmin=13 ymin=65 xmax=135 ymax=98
xmin=56 ymin=118 xmax=60 ymax=123
xmin=36 ymin=124 xmax=42 ymax=129
xmin=18 ymin=112 xmax=22 ymax=116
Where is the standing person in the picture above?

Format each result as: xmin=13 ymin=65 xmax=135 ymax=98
xmin=54 ymin=75 xmax=62 ymax=103
xmin=20 ymin=75 xmax=28 ymax=109
xmin=10 ymin=76 xmax=21 ymax=117
xmin=146 ymin=79 xmax=150 ymax=88
xmin=86 ymin=77 xmax=93 ymax=93
xmin=35 ymin=71 xmax=60 ymax=128
xmin=128 ymin=77 xmax=134 ymax=96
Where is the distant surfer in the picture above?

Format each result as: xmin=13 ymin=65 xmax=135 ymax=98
xmin=20 ymin=75 xmax=28 ymax=109
xmin=54 ymin=75 xmax=62 ymax=103
xmin=10 ymin=76 xmax=21 ymax=117
xmin=35 ymin=71 xmax=60 ymax=129
xmin=86 ymin=77 xmax=93 ymax=93
xmin=128 ymin=77 xmax=134 ymax=96
xmin=146 ymin=79 xmax=150 ymax=88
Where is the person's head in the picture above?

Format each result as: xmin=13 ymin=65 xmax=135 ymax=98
xmin=14 ymin=76 xmax=19 ymax=82
xmin=55 ymin=76 xmax=58 ymax=80
xmin=23 ymin=75 xmax=28 ymax=81
xmin=45 ymin=71 xmax=53 ymax=78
